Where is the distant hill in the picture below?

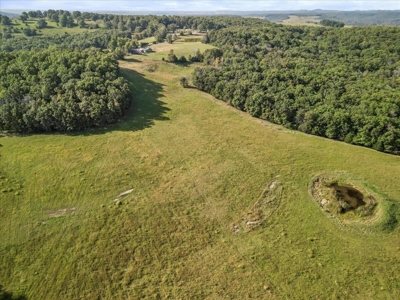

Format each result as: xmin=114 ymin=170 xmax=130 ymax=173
xmin=0 ymin=10 xmax=20 ymax=18
xmin=1 ymin=8 xmax=399 ymax=26
xmin=263 ymin=10 xmax=400 ymax=26
xmin=318 ymin=10 xmax=400 ymax=26
xmin=95 ymin=9 xmax=400 ymax=26
xmin=94 ymin=10 xmax=241 ymax=16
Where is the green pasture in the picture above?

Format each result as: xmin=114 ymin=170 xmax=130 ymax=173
xmin=176 ymin=34 xmax=203 ymax=41
xmin=280 ymin=15 xmax=322 ymax=26
xmin=139 ymin=34 xmax=203 ymax=45
xmin=139 ymin=36 xmax=157 ymax=43
xmin=0 ymin=49 xmax=400 ymax=299
xmin=0 ymin=18 xmax=102 ymax=37
xmin=133 ymin=40 xmax=215 ymax=61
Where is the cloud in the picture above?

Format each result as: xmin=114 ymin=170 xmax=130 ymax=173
xmin=1 ymin=0 xmax=399 ymax=12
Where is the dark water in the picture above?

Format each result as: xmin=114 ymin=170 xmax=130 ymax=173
xmin=330 ymin=183 xmax=366 ymax=209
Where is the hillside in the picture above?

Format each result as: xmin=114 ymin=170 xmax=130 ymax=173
xmin=0 ymin=11 xmax=19 ymax=18
xmin=194 ymin=25 xmax=400 ymax=155
xmin=0 ymin=11 xmax=400 ymax=299
xmin=1 ymin=57 xmax=400 ymax=299
xmin=263 ymin=10 xmax=400 ymax=27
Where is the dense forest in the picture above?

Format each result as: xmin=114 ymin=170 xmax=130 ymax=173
xmin=193 ymin=25 xmax=400 ymax=154
xmin=319 ymin=10 xmax=400 ymax=27
xmin=0 ymin=49 xmax=130 ymax=132
xmin=0 ymin=11 xmax=19 ymax=18
xmin=0 ymin=11 xmax=267 ymax=40
xmin=0 ymin=13 xmax=269 ymax=133
xmin=1 ymin=10 xmax=400 ymax=154
xmin=0 ymin=30 xmax=125 ymax=52
xmin=0 ymin=12 xmax=267 ymax=53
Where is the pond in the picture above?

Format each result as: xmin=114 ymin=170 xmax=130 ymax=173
xmin=330 ymin=182 xmax=366 ymax=210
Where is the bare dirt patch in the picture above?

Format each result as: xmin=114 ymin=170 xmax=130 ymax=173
xmin=49 ymin=207 xmax=77 ymax=218
xmin=232 ymin=181 xmax=282 ymax=233
xmin=113 ymin=189 xmax=134 ymax=202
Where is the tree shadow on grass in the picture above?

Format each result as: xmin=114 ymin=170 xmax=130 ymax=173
xmin=124 ymin=57 xmax=142 ymax=63
xmin=0 ymin=285 xmax=27 ymax=300
xmin=0 ymin=68 xmax=169 ymax=137
xmin=163 ymin=61 xmax=194 ymax=68
xmin=73 ymin=67 xmax=169 ymax=136
xmin=115 ymin=67 xmax=170 ymax=132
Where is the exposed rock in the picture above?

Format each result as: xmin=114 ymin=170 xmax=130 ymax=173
xmin=113 ymin=188 xmax=134 ymax=201
xmin=321 ymin=198 xmax=329 ymax=206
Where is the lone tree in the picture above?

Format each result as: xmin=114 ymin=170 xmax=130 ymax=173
xmin=78 ymin=19 xmax=86 ymax=28
xmin=20 ymin=12 xmax=29 ymax=23
xmin=201 ymin=34 xmax=209 ymax=44
xmin=167 ymin=23 xmax=178 ymax=33
xmin=72 ymin=11 xmax=82 ymax=19
xmin=180 ymin=76 xmax=189 ymax=88
xmin=1 ymin=15 xmax=11 ymax=26
xmin=60 ymin=13 xmax=68 ymax=27
xmin=166 ymin=34 xmax=173 ymax=44
xmin=23 ymin=27 xmax=36 ymax=36
xmin=167 ymin=49 xmax=177 ymax=62
xmin=36 ymin=19 xmax=47 ymax=29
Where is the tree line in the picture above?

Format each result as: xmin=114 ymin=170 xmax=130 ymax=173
xmin=1 ymin=11 xmax=269 ymax=40
xmin=0 ymin=29 xmax=134 ymax=53
xmin=0 ymin=14 xmax=268 ymax=55
xmin=0 ymin=49 xmax=130 ymax=132
xmin=2 ymin=12 xmax=399 ymax=147
xmin=192 ymin=25 xmax=400 ymax=154
xmin=320 ymin=19 xmax=345 ymax=27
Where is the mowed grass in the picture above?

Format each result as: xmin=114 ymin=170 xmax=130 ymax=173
xmin=1 ymin=58 xmax=400 ymax=299
xmin=134 ymin=39 xmax=215 ymax=61
xmin=38 ymin=20 xmax=103 ymax=35
xmin=176 ymin=34 xmax=204 ymax=41
xmin=280 ymin=15 xmax=322 ymax=26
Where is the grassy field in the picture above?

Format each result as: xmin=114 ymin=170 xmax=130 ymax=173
xmin=1 ymin=47 xmax=400 ymax=299
xmin=140 ymin=33 xmax=203 ymax=44
xmin=0 ymin=18 xmax=102 ymax=37
xmin=138 ymin=36 xmax=157 ymax=43
xmin=133 ymin=40 xmax=215 ymax=61
xmin=176 ymin=34 xmax=203 ymax=41
xmin=280 ymin=15 xmax=322 ymax=26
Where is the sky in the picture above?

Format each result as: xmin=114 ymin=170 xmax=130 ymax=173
xmin=1 ymin=0 xmax=399 ymax=12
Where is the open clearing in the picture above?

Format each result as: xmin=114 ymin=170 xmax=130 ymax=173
xmin=133 ymin=40 xmax=215 ymax=61
xmin=280 ymin=15 xmax=322 ymax=26
xmin=1 ymin=48 xmax=400 ymax=299
xmin=0 ymin=18 xmax=103 ymax=37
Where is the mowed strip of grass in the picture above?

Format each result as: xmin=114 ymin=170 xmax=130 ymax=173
xmin=0 ymin=60 xmax=399 ymax=299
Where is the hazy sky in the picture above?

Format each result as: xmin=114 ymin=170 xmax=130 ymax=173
xmin=1 ymin=0 xmax=399 ymax=12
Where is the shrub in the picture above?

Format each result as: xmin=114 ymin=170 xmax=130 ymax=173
xmin=180 ymin=76 xmax=189 ymax=88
